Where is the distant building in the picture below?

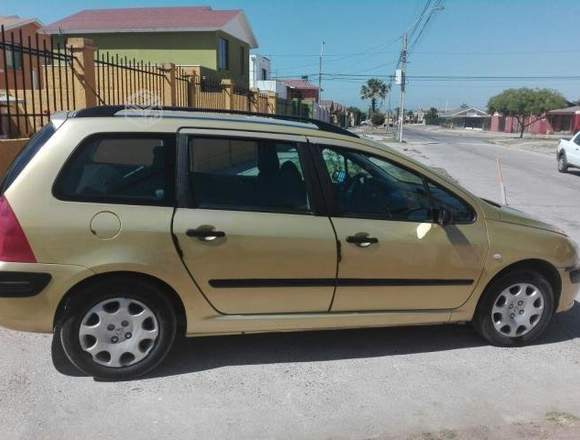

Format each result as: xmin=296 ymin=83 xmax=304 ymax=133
xmin=281 ymin=79 xmax=319 ymax=101
xmin=249 ymin=54 xmax=270 ymax=85
xmin=490 ymin=106 xmax=580 ymax=135
xmin=42 ymin=6 xmax=258 ymax=85
xmin=439 ymin=106 xmax=490 ymax=129
xmin=249 ymin=54 xmax=287 ymax=98
xmin=415 ymin=108 xmax=425 ymax=124
xmin=0 ymin=15 xmax=48 ymax=89
xmin=321 ymin=100 xmax=346 ymax=126
xmin=547 ymin=106 xmax=580 ymax=134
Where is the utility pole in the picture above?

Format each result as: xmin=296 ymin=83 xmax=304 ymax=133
xmin=318 ymin=41 xmax=325 ymax=104
xmin=398 ymin=33 xmax=407 ymax=142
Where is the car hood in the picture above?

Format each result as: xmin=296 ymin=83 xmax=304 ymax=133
xmin=481 ymin=200 xmax=566 ymax=236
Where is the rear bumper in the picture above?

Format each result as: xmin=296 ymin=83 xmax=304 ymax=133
xmin=0 ymin=272 xmax=52 ymax=297
xmin=0 ymin=262 xmax=92 ymax=333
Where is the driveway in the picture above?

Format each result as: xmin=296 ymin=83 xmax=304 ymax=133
xmin=0 ymin=126 xmax=579 ymax=440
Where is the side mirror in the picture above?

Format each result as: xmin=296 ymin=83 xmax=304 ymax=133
xmin=435 ymin=207 xmax=453 ymax=227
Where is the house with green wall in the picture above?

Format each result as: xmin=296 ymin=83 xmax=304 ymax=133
xmin=42 ymin=6 xmax=258 ymax=85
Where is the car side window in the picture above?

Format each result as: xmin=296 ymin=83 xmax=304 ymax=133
xmin=54 ymin=134 xmax=175 ymax=206
xmin=574 ymin=133 xmax=580 ymax=146
xmin=320 ymin=147 xmax=431 ymax=222
xmin=427 ymin=182 xmax=475 ymax=223
xmin=188 ymin=137 xmax=311 ymax=213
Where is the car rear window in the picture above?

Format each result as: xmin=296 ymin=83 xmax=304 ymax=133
xmin=0 ymin=123 xmax=55 ymax=194
xmin=53 ymin=133 xmax=176 ymax=206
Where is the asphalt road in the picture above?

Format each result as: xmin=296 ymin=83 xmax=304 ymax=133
xmin=1 ymin=126 xmax=579 ymax=440
xmin=398 ymin=126 xmax=580 ymax=244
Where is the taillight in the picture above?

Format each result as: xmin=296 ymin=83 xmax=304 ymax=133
xmin=0 ymin=196 xmax=36 ymax=263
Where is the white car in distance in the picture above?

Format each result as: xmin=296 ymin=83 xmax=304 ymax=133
xmin=558 ymin=131 xmax=580 ymax=172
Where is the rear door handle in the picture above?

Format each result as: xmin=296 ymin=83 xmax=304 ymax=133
xmin=186 ymin=228 xmax=226 ymax=241
xmin=346 ymin=233 xmax=379 ymax=248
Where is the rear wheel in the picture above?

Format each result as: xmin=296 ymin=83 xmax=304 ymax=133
xmin=558 ymin=153 xmax=569 ymax=173
xmin=58 ymin=277 xmax=177 ymax=380
xmin=473 ymin=270 xmax=554 ymax=346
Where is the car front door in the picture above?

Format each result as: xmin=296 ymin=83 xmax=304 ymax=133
xmin=571 ymin=132 xmax=580 ymax=166
xmin=172 ymin=130 xmax=338 ymax=315
xmin=311 ymin=138 xmax=488 ymax=312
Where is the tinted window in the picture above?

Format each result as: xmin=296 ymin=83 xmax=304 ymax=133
xmin=189 ymin=137 xmax=310 ymax=213
xmin=321 ymin=147 xmax=431 ymax=222
xmin=427 ymin=182 xmax=475 ymax=223
xmin=1 ymin=122 xmax=55 ymax=194
xmin=54 ymin=134 xmax=175 ymax=205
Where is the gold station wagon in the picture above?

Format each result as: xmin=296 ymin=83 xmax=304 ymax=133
xmin=0 ymin=107 xmax=578 ymax=379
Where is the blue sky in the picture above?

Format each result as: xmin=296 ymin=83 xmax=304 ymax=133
xmin=3 ymin=0 xmax=580 ymax=111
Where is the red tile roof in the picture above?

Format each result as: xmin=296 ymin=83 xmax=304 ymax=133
xmin=281 ymin=79 xmax=319 ymax=90
xmin=0 ymin=15 xmax=41 ymax=30
xmin=42 ymin=6 xmax=240 ymax=34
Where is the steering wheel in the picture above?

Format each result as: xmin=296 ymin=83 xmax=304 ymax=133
xmin=344 ymin=173 xmax=393 ymax=218
xmin=343 ymin=172 xmax=369 ymax=195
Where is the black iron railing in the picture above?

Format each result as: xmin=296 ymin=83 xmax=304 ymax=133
xmin=0 ymin=25 xmax=76 ymax=137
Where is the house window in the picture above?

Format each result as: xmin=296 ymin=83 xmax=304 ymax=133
xmin=6 ymin=48 xmax=23 ymax=70
xmin=218 ymin=38 xmax=229 ymax=71
xmin=261 ymin=68 xmax=268 ymax=80
xmin=240 ymin=46 xmax=245 ymax=74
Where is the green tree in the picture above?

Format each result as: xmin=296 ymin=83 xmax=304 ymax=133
xmin=488 ymin=88 xmax=567 ymax=138
xmin=360 ymin=79 xmax=388 ymax=115
xmin=424 ymin=107 xmax=439 ymax=125
xmin=371 ymin=111 xmax=386 ymax=126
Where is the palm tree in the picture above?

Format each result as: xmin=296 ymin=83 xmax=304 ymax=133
xmin=360 ymin=79 xmax=388 ymax=116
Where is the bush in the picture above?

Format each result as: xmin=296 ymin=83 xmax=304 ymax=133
xmin=371 ymin=112 xmax=385 ymax=126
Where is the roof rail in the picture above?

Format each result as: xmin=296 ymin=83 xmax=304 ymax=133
xmin=73 ymin=106 xmax=359 ymax=138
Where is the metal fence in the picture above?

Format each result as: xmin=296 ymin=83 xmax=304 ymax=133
xmin=1 ymin=32 xmax=326 ymax=139
xmin=176 ymin=67 xmax=190 ymax=107
xmin=1 ymin=25 xmax=78 ymax=137
xmin=94 ymin=51 xmax=167 ymax=107
xmin=191 ymin=75 xmax=226 ymax=110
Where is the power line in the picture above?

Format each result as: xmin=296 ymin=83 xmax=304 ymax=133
xmin=320 ymin=74 xmax=580 ymax=80
xmin=409 ymin=0 xmax=444 ymax=54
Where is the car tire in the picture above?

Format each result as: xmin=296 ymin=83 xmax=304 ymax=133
xmin=58 ymin=277 xmax=177 ymax=380
xmin=558 ymin=153 xmax=568 ymax=173
xmin=473 ymin=270 xmax=554 ymax=347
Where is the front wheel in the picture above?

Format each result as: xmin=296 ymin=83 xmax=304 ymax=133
xmin=558 ymin=153 xmax=569 ymax=173
xmin=473 ymin=270 xmax=554 ymax=346
xmin=58 ymin=277 xmax=177 ymax=380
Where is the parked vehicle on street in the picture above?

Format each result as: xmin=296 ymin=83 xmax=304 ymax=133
xmin=557 ymin=131 xmax=580 ymax=172
xmin=0 ymin=107 xmax=578 ymax=379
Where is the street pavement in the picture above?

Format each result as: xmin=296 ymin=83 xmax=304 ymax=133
xmin=1 ymin=126 xmax=579 ymax=440
xmin=395 ymin=126 xmax=580 ymax=244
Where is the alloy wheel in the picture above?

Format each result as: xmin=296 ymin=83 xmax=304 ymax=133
xmin=78 ymin=298 xmax=159 ymax=368
xmin=491 ymin=283 xmax=545 ymax=338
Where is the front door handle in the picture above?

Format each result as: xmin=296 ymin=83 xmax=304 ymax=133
xmin=346 ymin=233 xmax=379 ymax=248
xmin=186 ymin=227 xmax=226 ymax=241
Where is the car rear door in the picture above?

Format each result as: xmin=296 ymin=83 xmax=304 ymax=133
xmin=309 ymin=137 xmax=488 ymax=312
xmin=172 ymin=129 xmax=338 ymax=314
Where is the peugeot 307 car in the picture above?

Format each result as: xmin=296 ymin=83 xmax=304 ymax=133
xmin=0 ymin=107 xmax=578 ymax=380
